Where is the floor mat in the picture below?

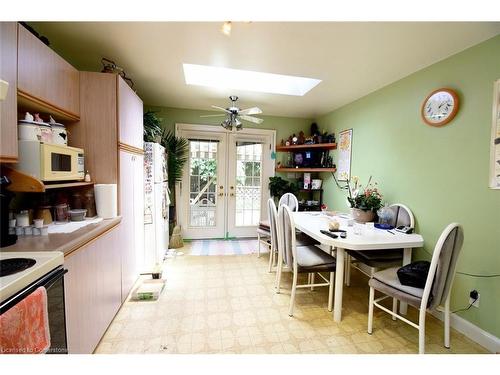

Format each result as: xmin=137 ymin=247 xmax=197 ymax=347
xmin=186 ymin=239 xmax=261 ymax=256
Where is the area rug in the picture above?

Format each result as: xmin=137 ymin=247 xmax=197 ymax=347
xmin=187 ymin=239 xmax=260 ymax=256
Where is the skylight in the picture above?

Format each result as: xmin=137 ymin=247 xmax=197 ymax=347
xmin=183 ymin=64 xmax=321 ymax=96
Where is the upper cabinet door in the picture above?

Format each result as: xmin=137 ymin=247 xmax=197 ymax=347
xmin=17 ymin=24 xmax=80 ymax=117
xmin=118 ymin=76 xmax=143 ymax=150
xmin=0 ymin=22 xmax=18 ymax=163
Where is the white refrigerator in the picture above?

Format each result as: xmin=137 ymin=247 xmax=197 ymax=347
xmin=143 ymin=142 xmax=169 ymax=272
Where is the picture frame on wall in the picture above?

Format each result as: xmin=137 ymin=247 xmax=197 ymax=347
xmin=337 ymin=128 xmax=353 ymax=181
xmin=490 ymin=79 xmax=500 ymax=189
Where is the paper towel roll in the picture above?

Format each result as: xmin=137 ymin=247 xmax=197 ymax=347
xmin=94 ymin=184 xmax=117 ymax=219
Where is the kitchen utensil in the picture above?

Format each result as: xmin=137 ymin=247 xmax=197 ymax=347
xmin=54 ymin=203 xmax=69 ymax=222
xmin=83 ymin=190 xmax=97 ymax=218
xmin=36 ymin=206 xmax=53 ymax=225
xmin=33 ymin=219 xmax=44 ymax=228
xmin=15 ymin=210 xmax=29 ymax=227
xmin=68 ymin=209 xmax=87 ymax=221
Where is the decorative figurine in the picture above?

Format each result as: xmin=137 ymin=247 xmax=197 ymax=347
xmin=34 ymin=113 xmax=44 ymax=123
xmin=280 ymin=139 xmax=285 ymax=146
xmin=310 ymin=122 xmax=319 ymax=136
xmin=286 ymin=136 xmax=292 ymax=146
xmin=298 ymin=131 xmax=305 ymax=145
xmin=292 ymin=134 xmax=298 ymax=145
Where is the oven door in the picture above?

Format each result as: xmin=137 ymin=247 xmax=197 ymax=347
xmin=40 ymin=143 xmax=85 ymax=181
xmin=0 ymin=267 xmax=68 ymax=354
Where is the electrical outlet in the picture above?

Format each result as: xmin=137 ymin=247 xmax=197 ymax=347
xmin=469 ymin=290 xmax=480 ymax=308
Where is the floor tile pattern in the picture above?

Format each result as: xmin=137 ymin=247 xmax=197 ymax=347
xmin=95 ymin=241 xmax=489 ymax=354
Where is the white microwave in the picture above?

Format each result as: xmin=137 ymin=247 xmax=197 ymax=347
xmin=17 ymin=141 xmax=85 ymax=181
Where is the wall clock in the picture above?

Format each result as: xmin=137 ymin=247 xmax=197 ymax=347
xmin=421 ymin=88 xmax=459 ymax=127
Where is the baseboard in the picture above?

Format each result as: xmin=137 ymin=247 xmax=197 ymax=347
xmin=430 ymin=310 xmax=500 ymax=353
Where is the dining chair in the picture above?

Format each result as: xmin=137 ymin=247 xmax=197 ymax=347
xmin=267 ymin=198 xmax=319 ymax=273
xmin=275 ymin=204 xmax=336 ymax=316
xmin=278 ymin=192 xmax=299 ymax=212
xmin=367 ymin=223 xmax=464 ymax=354
xmin=345 ymin=203 xmax=415 ymax=286
xmin=257 ymin=193 xmax=299 ymax=258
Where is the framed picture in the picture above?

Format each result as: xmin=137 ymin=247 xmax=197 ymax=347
xmin=337 ymin=129 xmax=353 ymax=181
xmin=490 ymin=79 xmax=500 ymax=189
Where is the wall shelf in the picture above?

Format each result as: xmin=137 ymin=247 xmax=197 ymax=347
xmin=43 ymin=181 xmax=94 ymax=190
xmin=276 ymin=167 xmax=337 ymax=173
xmin=276 ymin=143 xmax=337 ymax=152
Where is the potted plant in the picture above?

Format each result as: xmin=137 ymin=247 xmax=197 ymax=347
xmin=143 ymin=111 xmax=163 ymax=143
xmin=268 ymin=176 xmax=298 ymax=201
xmin=160 ymin=130 xmax=189 ymax=233
xmin=347 ymin=176 xmax=382 ymax=223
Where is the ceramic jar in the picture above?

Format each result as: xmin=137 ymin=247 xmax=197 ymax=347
xmin=351 ymin=208 xmax=376 ymax=223
xmin=51 ymin=124 xmax=68 ymax=145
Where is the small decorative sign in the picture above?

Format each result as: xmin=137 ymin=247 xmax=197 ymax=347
xmin=337 ymin=129 xmax=353 ymax=181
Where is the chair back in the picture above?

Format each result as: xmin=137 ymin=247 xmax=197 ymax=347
xmin=279 ymin=193 xmax=299 ymax=212
xmin=389 ymin=203 xmax=415 ymax=228
xmin=277 ymin=204 xmax=297 ymax=269
xmin=422 ymin=223 xmax=464 ymax=310
xmin=267 ymin=198 xmax=279 ymax=253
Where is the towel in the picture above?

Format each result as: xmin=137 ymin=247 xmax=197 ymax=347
xmin=0 ymin=287 xmax=51 ymax=354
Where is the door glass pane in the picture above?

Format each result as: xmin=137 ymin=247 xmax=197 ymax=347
xmin=189 ymin=140 xmax=218 ymax=227
xmin=235 ymin=142 xmax=262 ymax=227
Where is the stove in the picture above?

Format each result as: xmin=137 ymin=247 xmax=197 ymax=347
xmin=0 ymin=251 xmax=64 ymax=303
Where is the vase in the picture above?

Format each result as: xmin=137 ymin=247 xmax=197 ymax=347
xmin=351 ymin=208 xmax=375 ymax=223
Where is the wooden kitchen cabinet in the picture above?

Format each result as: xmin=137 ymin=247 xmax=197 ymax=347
xmin=0 ymin=22 xmax=18 ymax=163
xmin=119 ymin=150 xmax=144 ymax=301
xmin=64 ymin=227 xmax=122 ymax=354
xmin=118 ymin=77 xmax=144 ymax=150
xmin=17 ymin=23 xmax=80 ymax=118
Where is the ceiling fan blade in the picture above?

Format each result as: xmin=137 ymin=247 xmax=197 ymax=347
xmin=238 ymin=107 xmax=262 ymax=115
xmin=240 ymin=115 xmax=264 ymax=124
xmin=211 ymin=105 xmax=231 ymax=113
xmin=200 ymin=114 xmax=226 ymax=118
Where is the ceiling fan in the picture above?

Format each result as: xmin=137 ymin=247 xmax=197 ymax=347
xmin=200 ymin=95 xmax=263 ymax=131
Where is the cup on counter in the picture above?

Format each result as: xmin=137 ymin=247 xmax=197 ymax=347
xmin=33 ymin=219 xmax=44 ymax=228
xmin=40 ymin=226 xmax=49 ymax=236
xmin=33 ymin=227 xmax=41 ymax=236
xmin=353 ymin=223 xmax=365 ymax=235
xmin=366 ymin=222 xmax=375 ymax=232
xmin=24 ymin=226 xmax=33 ymax=236
xmin=15 ymin=227 xmax=24 ymax=236
xmin=9 ymin=219 xmax=16 ymax=228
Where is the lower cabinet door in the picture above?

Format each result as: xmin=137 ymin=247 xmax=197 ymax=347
xmin=64 ymin=227 xmax=121 ymax=354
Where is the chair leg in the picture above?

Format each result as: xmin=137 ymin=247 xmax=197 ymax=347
xmin=328 ymin=272 xmax=334 ymax=312
xmin=368 ymin=286 xmax=374 ymax=334
xmin=444 ymin=295 xmax=451 ymax=349
xmin=392 ymin=298 xmax=398 ymax=321
xmin=257 ymin=233 xmax=261 ymax=258
xmin=268 ymin=246 xmax=274 ymax=273
xmin=418 ymin=309 xmax=426 ymax=354
xmin=311 ymin=273 xmax=315 ymax=291
xmin=275 ymin=254 xmax=282 ymax=294
xmin=345 ymin=254 xmax=351 ymax=286
xmin=288 ymin=270 xmax=298 ymax=317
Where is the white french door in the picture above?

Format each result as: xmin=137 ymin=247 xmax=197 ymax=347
xmin=177 ymin=124 xmax=275 ymax=239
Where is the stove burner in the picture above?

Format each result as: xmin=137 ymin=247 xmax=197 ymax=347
xmin=0 ymin=258 xmax=37 ymax=277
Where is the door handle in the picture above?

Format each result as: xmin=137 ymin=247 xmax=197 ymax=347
xmin=230 ymin=193 xmax=235 ymax=197
xmin=218 ymin=192 xmax=224 ymax=196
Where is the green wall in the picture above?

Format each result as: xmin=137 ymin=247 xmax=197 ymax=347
xmin=145 ymin=105 xmax=312 ymax=143
xmin=316 ymin=35 xmax=500 ymax=337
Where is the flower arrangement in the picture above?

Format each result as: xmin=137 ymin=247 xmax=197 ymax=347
xmin=347 ymin=176 xmax=383 ymax=212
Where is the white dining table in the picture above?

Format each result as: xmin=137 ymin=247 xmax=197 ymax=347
xmin=292 ymin=212 xmax=424 ymax=322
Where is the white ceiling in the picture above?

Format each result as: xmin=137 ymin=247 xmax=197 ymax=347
xmin=31 ymin=22 xmax=500 ymax=118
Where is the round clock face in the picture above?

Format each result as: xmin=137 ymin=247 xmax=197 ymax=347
xmin=421 ymin=88 xmax=459 ymax=126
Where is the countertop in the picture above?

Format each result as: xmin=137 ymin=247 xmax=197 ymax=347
xmin=0 ymin=217 xmax=122 ymax=257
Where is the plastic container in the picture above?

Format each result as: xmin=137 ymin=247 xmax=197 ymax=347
xmin=68 ymin=209 xmax=87 ymax=221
